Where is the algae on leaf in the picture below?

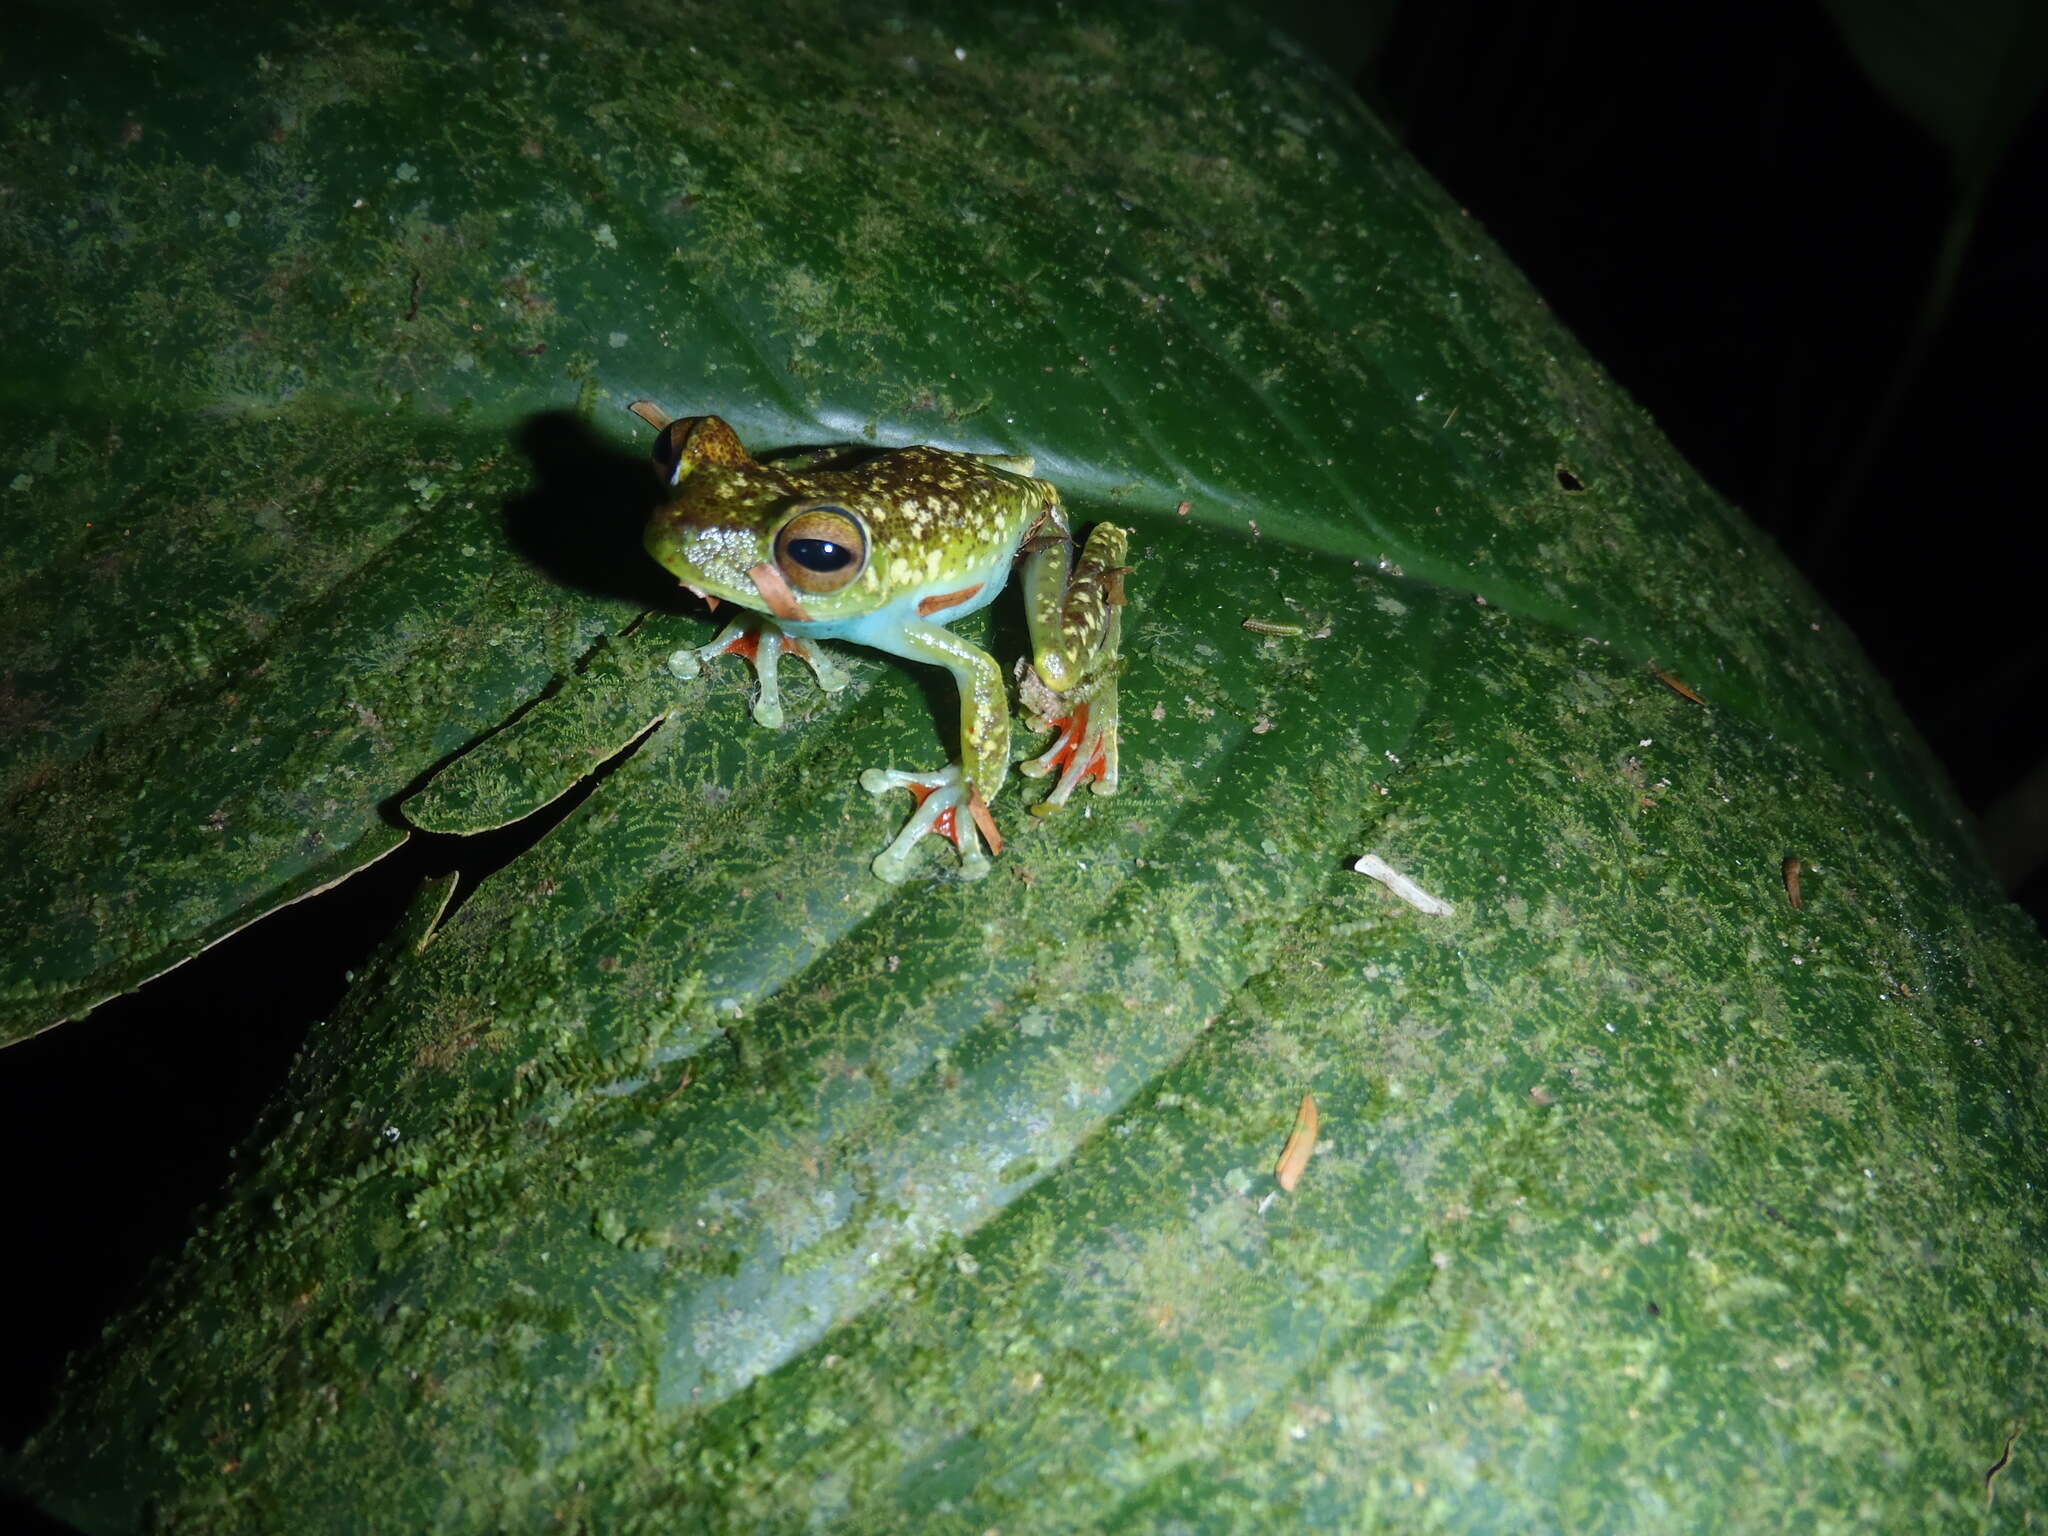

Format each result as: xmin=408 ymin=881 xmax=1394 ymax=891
xmin=0 ymin=0 xmax=1974 ymax=1039
xmin=6 ymin=0 xmax=2046 ymax=1530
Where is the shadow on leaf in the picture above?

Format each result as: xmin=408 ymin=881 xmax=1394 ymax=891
xmin=504 ymin=410 xmax=676 ymax=607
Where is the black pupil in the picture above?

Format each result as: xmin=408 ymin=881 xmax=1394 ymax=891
xmin=787 ymin=538 xmax=852 ymax=572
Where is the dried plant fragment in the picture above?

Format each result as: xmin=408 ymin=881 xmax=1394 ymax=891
xmin=1353 ymin=853 xmax=1455 ymax=916
xmin=1275 ymin=1092 xmax=1319 ymax=1192
xmin=1653 ymin=668 xmax=1705 ymax=704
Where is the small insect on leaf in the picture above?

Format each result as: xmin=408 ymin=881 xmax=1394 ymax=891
xmin=1275 ymin=1092 xmax=1319 ymax=1192
xmin=1783 ymin=857 xmax=1803 ymax=909
xmin=1241 ymin=617 xmax=1304 ymax=637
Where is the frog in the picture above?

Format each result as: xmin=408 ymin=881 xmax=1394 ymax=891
xmin=633 ymin=402 xmax=1130 ymax=882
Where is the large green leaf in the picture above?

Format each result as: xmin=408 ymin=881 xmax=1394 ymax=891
xmin=8 ymin=0 xmax=2046 ymax=1529
xmin=0 ymin=0 xmax=1970 ymax=1040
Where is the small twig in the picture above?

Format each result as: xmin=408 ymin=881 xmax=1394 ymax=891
xmin=1986 ymin=1424 xmax=2022 ymax=1509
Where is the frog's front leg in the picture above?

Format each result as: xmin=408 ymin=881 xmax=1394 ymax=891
xmin=857 ymin=620 xmax=1010 ymax=882
xmin=1017 ymin=521 xmax=1130 ymax=808
xmin=666 ymin=617 xmax=849 ymax=729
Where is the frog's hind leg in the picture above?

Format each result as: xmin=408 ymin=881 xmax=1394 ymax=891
xmin=1019 ymin=640 xmax=1121 ymax=808
xmin=1018 ymin=521 xmax=1129 ymax=807
xmin=666 ymin=618 xmax=850 ymax=729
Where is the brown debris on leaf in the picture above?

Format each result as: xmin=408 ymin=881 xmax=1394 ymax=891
xmin=1275 ymin=1092 xmax=1319 ymax=1192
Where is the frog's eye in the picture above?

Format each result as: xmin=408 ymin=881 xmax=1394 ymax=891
xmin=651 ymin=422 xmax=686 ymax=485
xmin=775 ymin=505 xmax=867 ymax=594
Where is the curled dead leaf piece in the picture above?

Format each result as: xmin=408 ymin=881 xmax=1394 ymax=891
xmin=967 ymin=787 xmax=1004 ymax=857
xmin=1275 ymin=1092 xmax=1319 ymax=1192
xmin=1783 ymin=857 xmax=1803 ymax=909
xmin=747 ymin=560 xmax=814 ymax=624
xmin=1652 ymin=667 xmax=1705 ymax=704
xmin=627 ymin=399 xmax=674 ymax=430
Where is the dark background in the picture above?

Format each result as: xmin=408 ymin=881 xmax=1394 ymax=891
xmin=1360 ymin=0 xmax=2048 ymax=913
xmin=5 ymin=0 xmax=2044 ymax=1471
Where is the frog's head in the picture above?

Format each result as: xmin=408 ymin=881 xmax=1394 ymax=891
xmin=643 ymin=415 xmax=871 ymax=625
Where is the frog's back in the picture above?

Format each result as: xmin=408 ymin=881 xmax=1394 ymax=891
xmin=815 ymin=446 xmax=1055 ymax=566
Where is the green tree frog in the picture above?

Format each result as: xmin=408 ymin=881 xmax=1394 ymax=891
xmin=634 ymin=404 xmax=1130 ymax=882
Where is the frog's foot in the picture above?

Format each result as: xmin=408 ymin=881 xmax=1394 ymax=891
xmin=1019 ymin=677 xmax=1120 ymax=812
xmin=666 ymin=618 xmax=849 ymax=729
xmin=859 ymin=763 xmax=1002 ymax=882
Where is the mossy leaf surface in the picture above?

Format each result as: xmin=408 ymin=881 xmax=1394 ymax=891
xmin=6 ymin=0 xmax=2046 ymax=1529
